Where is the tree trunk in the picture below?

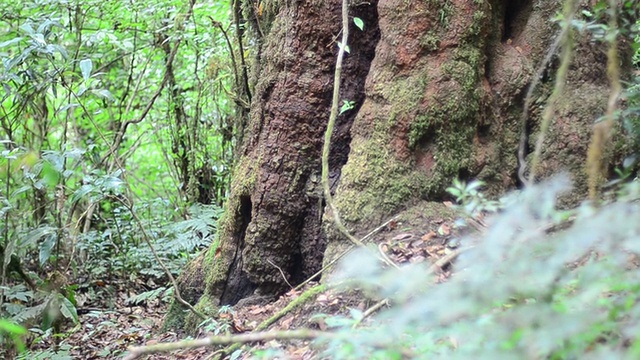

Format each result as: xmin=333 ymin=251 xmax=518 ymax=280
xmin=167 ymin=0 xmax=635 ymax=329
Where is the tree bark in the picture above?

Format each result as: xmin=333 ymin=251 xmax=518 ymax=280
xmin=166 ymin=0 xmax=635 ymax=329
xmin=197 ymin=0 xmax=380 ymax=307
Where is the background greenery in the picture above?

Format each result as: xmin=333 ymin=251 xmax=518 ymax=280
xmin=0 ymin=0 xmax=234 ymax=352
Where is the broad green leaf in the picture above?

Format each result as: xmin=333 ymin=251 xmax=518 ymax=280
xmin=70 ymin=184 xmax=95 ymax=205
xmin=19 ymin=23 xmax=35 ymax=35
xmin=58 ymin=295 xmax=79 ymax=323
xmin=20 ymin=226 xmax=56 ymax=248
xmin=79 ymin=58 xmax=92 ymax=81
xmin=0 ymin=37 xmax=23 ymax=49
xmin=39 ymin=234 xmax=56 ymax=266
xmin=353 ymin=17 xmax=364 ymax=31
xmin=40 ymin=161 xmax=61 ymax=188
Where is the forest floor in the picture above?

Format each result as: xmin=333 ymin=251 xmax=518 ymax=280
xmin=28 ymin=201 xmax=468 ymax=359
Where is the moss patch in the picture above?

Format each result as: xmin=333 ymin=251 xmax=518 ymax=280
xmin=331 ymin=0 xmax=491 ymax=232
xmin=335 ymin=134 xmax=429 ymax=225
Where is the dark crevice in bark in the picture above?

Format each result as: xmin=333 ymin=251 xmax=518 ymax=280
xmin=478 ymin=123 xmax=492 ymax=139
xmin=220 ymin=195 xmax=255 ymax=305
xmin=513 ymin=88 xmax=531 ymax=188
xmin=502 ymin=0 xmax=532 ymax=42
xmin=329 ymin=2 xmax=381 ymax=174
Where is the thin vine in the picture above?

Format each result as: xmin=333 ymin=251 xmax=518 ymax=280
xmin=586 ymin=0 xmax=622 ymax=200
xmin=321 ymin=0 xmax=398 ymax=269
xmin=528 ymin=0 xmax=579 ymax=183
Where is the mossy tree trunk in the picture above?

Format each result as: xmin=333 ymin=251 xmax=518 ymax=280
xmin=166 ymin=0 xmax=635 ymax=329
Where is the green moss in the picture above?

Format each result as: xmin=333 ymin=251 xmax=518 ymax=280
xmin=405 ymin=52 xmax=481 ymax=192
xmin=163 ymin=301 xmax=187 ymax=330
xmin=335 ymin=26 xmax=488 ymax=223
xmin=420 ymin=32 xmax=441 ymax=52
xmin=424 ymin=0 xmax=453 ymax=27
xmin=335 ymin=134 xmax=428 ymax=224
xmin=184 ymin=293 xmax=218 ymax=333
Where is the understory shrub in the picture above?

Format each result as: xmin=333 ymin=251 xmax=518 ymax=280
xmin=320 ymin=175 xmax=640 ymax=359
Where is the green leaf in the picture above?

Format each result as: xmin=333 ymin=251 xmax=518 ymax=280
xmin=0 ymin=37 xmax=23 ymax=49
xmin=19 ymin=23 xmax=35 ymax=35
xmin=340 ymin=100 xmax=355 ymax=115
xmin=20 ymin=226 xmax=56 ymax=248
xmin=0 ymin=319 xmax=27 ymax=353
xmin=337 ymin=41 xmax=350 ymax=53
xmin=10 ymin=185 xmax=31 ymax=200
xmin=353 ymin=17 xmax=364 ymax=31
xmin=70 ymin=184 xmax=95 ymax=205
xmin=230 ymin=349 xmax=243 ymax=360
xmin=58 ymin=295 xmax=79 ymax=323
xmin=92 ymin=89 xmax=116 ymax=101
xmin=79 ymin=58 xmax=92 ymax=81
xmin=39 ymin=234 xmax=56 ymax=266
xmin=40 ymin=161 xmax=61 ymax=188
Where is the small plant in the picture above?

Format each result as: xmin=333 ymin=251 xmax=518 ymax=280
xmin=126 ymin=286 xmax=173 ymax=306
xmin=446 ymin=178 xmax=502 ymax=215
xmin=339 ymin=100 xmax=355 ymax=114
xmin=197 ymin=305 xmax=235 ymax=335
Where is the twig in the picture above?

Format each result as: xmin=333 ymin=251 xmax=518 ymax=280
xmin=362 ymin=215 xmax=401 ymax=242
xmin=293 ymin=215 xmax=400 ymax=292
xmin=428 ymin=247 xmax=469 ymax=273
xmin=219 ymin=284 xmax=327 ymax=357
xmin=352 ymin=298 xmax=388 ymax=329
xmin=267 ymin=259 xmax=293 ymax=289
xmin=123 ymin=329 xmax=334 ymax=360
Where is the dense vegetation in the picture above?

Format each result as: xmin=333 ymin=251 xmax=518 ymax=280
xmin=0 ymin=0 xmax=639 ymax=359
xmin=0 ymin=0 xmax=234 ymax=356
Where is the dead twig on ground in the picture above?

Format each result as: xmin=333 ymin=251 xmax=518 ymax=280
xmin=123 ymin=329 xmax=334 ymax=360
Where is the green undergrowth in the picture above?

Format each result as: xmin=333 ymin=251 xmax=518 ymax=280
xmin=250 ymin=175 xmax=640 ymax=359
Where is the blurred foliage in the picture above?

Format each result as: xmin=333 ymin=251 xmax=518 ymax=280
xmin=319 ymin=175 xmax=640 ymax=359
xmin=303 ymin=10 xmax=640 ymax=359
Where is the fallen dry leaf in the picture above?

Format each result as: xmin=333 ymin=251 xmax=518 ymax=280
xmin=437 ymin=224 xmax=451 ymax=236
xmin=421 ymin=231 xmax=437 ymax=241
xmin=280 ymin=316 xmax=294 ymax=330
